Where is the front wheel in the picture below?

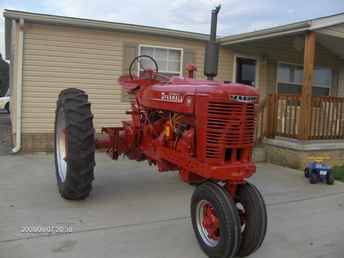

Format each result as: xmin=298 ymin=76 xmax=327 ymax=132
xmin=54 ymin=88 xmax=96 ymax=200
xmin=191 ymin=182 xmax=241 ymax=258
xmin=235 ymin=182 xmax=267 ymax=257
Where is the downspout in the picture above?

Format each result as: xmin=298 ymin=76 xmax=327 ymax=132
xmin=12 ymin=18 xmax=24 ymax=153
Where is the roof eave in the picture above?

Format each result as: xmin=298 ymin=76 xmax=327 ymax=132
xmin=3 ymin=10 xmax=210 ymax=42
xmin=219 ymin=12 xmax=344 ymax=46
xmin=219 ymin=21 xmax=311 ymax=45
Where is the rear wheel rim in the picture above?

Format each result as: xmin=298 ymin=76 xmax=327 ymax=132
xmin=236 ymin=202 xmax=247 ymax=232
xmin=56 ymin=108 xmax=67 ymax=182
xmin=196 ymin=200 xmax=220 ymax=247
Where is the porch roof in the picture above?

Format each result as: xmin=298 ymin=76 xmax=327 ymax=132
xmin=220 ymin=12 xmax=344 ymax=46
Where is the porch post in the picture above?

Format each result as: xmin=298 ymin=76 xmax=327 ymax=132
xmin=299 ymin=31 xmax=316 ymax=140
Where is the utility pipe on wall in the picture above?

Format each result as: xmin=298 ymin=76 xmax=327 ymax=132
xmin=12 ymin=18 xmax=24 ymax=153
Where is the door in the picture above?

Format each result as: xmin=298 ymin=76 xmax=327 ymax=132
xmin=236 ymin=57 xmax=257 ymax=87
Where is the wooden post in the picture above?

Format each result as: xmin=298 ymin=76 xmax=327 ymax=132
xmin=299 ymin=31 xmax=316 ymax=140
xmin=266 ymin=93 xmax=277 ymax=138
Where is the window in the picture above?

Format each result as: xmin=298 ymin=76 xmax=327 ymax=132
xmin=277 ymin=63 xmax=332 ymax=96
xmin=139 ymin=45 xmax=183 ymax=76
xmin=235 ymin=57 xmax=257 ymax=86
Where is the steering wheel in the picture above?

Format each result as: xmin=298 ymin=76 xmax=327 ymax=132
xmin=129 ymin=55 xmax=159 ymax=80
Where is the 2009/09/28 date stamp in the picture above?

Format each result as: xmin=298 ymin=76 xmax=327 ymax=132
xmin=20 ymin=224 xmax=73 ymax=234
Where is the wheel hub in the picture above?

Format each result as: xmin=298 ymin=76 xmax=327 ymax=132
xmin=202 ymin=203 xmax=220 ymax=240
xmin=236 ymin=202 xmax=247 ymax=232
xmin=56 ymin=108 xmax=68 ymax=182
xmin=196 ymin=200 xmax=220 ymax=247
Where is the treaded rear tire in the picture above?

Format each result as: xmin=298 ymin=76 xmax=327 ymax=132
xmin=236 ymin=182 xmax=267 ymax=257
xmin=191 ymin=182 xmax=241 ymax=258
xmin=54 ymin=88 xmax=95 ymax=200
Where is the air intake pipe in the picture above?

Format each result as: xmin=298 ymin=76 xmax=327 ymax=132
xmin=204 ymin=5 xmax=221 ymax=80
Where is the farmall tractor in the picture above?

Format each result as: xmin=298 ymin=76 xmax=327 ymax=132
xmin=54 ymin=6 xmax=267 ymax=258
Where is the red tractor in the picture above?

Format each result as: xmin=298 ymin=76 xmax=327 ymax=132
xmin=54 ymin=6 xmax=267 ymax=258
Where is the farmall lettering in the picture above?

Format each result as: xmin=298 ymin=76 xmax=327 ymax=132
xmin=160 ymin=92 xmax=184 ymax=103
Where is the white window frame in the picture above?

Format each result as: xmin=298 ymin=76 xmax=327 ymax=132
xmin=275 ymin=61 xmax=333 ymax=94
xmin=233 ymin=54 xmax=260 ymax=89
xmin=138 ymin=44 xmax=184 ymax=76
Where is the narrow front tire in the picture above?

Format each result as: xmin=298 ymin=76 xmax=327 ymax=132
xmin=235 ymin=182 xmax=267 ymax=257
xmin=191 ymin=182 xmax=241 ymax=258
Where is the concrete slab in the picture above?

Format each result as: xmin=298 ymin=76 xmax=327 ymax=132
xmin=0 ymin=153 xmax=344 ymax=258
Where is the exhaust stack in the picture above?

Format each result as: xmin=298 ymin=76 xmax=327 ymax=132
xmin=204 ymin=5 xmax=221 ymax=80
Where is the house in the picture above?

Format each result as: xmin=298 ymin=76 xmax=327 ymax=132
xmin=4 ymin=10 xmax=344 ymax=169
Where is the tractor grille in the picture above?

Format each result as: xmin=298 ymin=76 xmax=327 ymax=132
xmin=206 ymin=101 xmax=256 ymax=161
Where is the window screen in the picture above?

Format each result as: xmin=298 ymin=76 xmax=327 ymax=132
xmin=140 ymin=46 xmax=182 ymax=76
xmin=277 ymin=63 xmax=332 ymax=96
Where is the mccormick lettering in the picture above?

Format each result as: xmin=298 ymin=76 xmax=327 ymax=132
xmin=160 ymin=92 xmax=184 ymax=103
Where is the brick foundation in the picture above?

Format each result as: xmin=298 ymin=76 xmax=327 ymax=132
xmin=264 ymin=138 xmax=344 ymax=169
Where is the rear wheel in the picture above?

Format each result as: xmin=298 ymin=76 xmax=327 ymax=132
xmin=235 ymin=182 xmax=267 ymax=257
xmin=54 ymin=88 xmax=95 ymax=200
xmin=191 ymin=182 xmax=241 ymax=258
xmin=327 ymin=172 xmax=335 ymax=185
xmin=304 ymin=168 xmax=310 ymax=178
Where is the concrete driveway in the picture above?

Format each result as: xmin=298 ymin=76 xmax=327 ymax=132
xmin=0 ymin=153 xmax=344 ymax=258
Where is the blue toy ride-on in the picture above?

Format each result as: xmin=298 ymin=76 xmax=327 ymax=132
xmin=304 ymin=156 xmax=334 ymax=185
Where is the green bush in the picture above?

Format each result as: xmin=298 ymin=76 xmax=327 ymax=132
xmin=333 ymin=166 xmax=344 ymax=182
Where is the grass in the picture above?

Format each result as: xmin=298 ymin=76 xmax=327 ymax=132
xmin=333 ymin=165 xmax=344 ymax=182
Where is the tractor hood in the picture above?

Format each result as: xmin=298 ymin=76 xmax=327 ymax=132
xmin=152 ymin=77 xmax=258 ymax=95
xmin=140 ymin=77 xmax=259 ymax=113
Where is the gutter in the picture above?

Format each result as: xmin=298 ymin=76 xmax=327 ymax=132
xmin=12 ymin=18 xmax=24 ymax=153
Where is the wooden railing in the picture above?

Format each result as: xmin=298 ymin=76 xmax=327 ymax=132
xmin=265 ymin=94 xmax=344 ymax=140
xmin=310 ymin=96 xmax=344 ymax=139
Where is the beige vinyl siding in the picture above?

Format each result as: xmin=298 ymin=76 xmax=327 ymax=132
xmin=265 ymin=62 xmax=277 ymax=96
xmin=21 ymin=23 xmax=233 ymax=134
xmin=217 ymin=47 xmax=234 ymax=81
xmin=339 ymin=67 xmax=344 ymax=97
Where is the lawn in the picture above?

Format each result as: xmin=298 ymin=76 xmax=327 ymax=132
xmin=333 ymin=166 xmax=344 ymax=182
